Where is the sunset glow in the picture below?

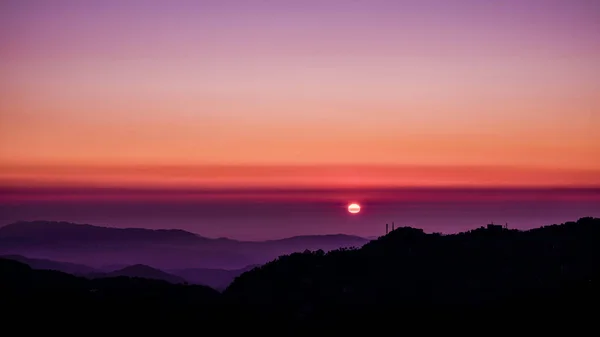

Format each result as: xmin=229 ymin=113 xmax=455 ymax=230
xmin=0 ymin=0 xmax=598 ymax=192
xmin=1 ymin=1 xmax=599 ymax=239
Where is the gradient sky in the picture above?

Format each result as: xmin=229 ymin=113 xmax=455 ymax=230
xmin=1 ymin=0 xmax=599 ymax=189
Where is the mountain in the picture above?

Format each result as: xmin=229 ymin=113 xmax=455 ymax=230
xmin=0 ymin=221 xmax=369 ymax=270
xmin=224 ymin=217 xmax=600 ymax=327
xmin=0 ymin=257 xmax=224 ymax=326
xmin=2 ymin=253 xmax=246 ymax=287
xmin=100 ymin=264 xmax=187 ymax=284
xmin=0 ymin=220 xmax=205 ymax=243
xmin=0 ymin=254 xmax=99 ymax=275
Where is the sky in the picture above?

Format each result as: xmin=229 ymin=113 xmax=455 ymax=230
xmin=0 ymin=0 xmax=599 ymax=238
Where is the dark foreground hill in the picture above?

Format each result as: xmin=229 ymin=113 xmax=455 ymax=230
xmin=0 ymin=258 xmax=224 ymax=327
xmin=1 ymin=217 xmax=598 ymax=331
xmin=223 ymin=217 xmax=599 ymax=329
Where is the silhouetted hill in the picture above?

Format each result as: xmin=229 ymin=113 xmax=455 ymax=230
xmin=1 ymin=254 xmax=187 ymax=284
xmin=0 ymin=221 xmax=369 ymax=270
xmin=224 ymin=217 xmax=599 ymax=328
xmin=0 ymin=258 xmax=224 ymax=326
xmin=100 ymin=264 xmax=187 ymax=284
xmin=0 ymin=254 xmax=99 ymax=275
xmin=4 ymin=252 xmax=256 ymax=288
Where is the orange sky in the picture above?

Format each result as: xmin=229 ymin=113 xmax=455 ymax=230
xmin=1 ymin=1 xmax=599 ymax=189
xmin=0 ymin=164 xmax=598 ymax=189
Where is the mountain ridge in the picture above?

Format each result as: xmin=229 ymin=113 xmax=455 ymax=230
xmin=2 ymin=253 xmax=255 ymax=288
xmin=100 ymin=264 xmax=187 ymax=284
xmin=0 ymin=220 xmax=208 ymax=242
xmin=0 ymin=220 xmax=366 ymax=243
xmin=0 ymin=254 xmax=99 ymax=275
xmin=0 ymin=220 xmax=370 ymax=270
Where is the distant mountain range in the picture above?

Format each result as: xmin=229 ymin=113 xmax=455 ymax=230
xmin=98 ymin=264 xmax=187 ymax=284
xmin=1 ymin=253 xmax=255 ymax=289
xmin=0 ymin=220 xmax=369 ymax=272
xmin=0 ymin=254 xmax=98 ymax=275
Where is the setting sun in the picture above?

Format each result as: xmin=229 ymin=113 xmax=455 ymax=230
xmin=348 ymin=203 xmax=361 ymax=214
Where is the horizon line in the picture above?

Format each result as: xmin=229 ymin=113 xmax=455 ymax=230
xmin=3 ymin=217 xmax=596 ymax=242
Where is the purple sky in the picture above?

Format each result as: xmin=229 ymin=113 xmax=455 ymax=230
xmin=1 ymin=0 xmax=598 ymax=239
xmin=2 ymin=187 xmax=599 ymax=240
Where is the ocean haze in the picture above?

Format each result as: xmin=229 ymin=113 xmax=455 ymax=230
xmin=1 ymin=187 xmax=598 ymax=240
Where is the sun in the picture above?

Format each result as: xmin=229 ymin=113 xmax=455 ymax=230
xmin=348 ymin=203 xmax=361 ymax=214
